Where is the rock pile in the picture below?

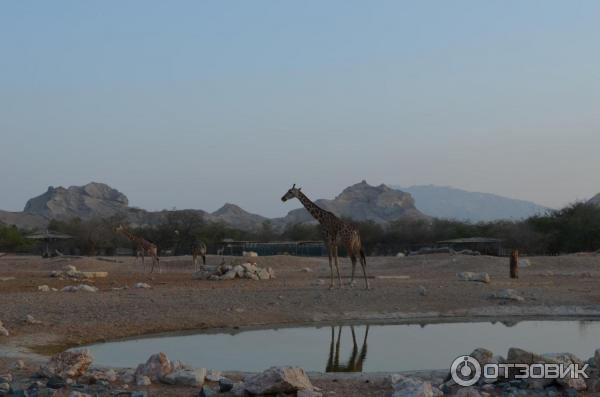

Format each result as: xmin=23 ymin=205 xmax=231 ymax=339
xmin=193 ymin=262 xmax=275 ymax=281
xmin=50 ymin=265 xmax=107 ymax=280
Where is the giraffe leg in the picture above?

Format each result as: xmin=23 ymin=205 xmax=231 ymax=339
xmin=349 ymin=253 xmax=357 ymax=287
xmin=327 ymin=244 xmax=334 ymax=289
xmin=202 ymin=255 xmax=206 ymax=267
xmin=359 ymin=248 xmax=370 ymax=290
xmin=333 ymin=245 xmax=342 ymax=288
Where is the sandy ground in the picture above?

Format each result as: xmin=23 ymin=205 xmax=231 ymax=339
xmin=1 ymin=253 xmax=600 ymax=396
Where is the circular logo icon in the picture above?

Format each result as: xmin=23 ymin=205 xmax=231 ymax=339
xmin=450 ymin=355 xmax=482 ymax=386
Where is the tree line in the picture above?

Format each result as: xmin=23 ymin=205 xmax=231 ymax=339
xmin=2 ymin=202 xmax=600 ymax=256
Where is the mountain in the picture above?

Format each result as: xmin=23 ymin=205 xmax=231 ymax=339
xmin=393 ymin=184 xmax=549 ymax=222
xmin=24 ymin=183 xmax=129 ymax=221
xmin=210 ymin=203 xmax=268 ymax=230
xmin=276 ymin=181 xmax=427 ymax=226
xmin=588 ymin=193 xmax=600 ymax=207
xmin=1 ymin=182 xmax=268 ymax=231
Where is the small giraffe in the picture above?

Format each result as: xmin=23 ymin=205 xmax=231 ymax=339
xmin=281 ymin=184 xmax=370 ymax=289
xmin=115 ymin=225 xmax=161 ymax=273
xmin=192 ymin=241 xmax=207 ymax=272
xmin=326 ymin=325 xmax=369 ymax=372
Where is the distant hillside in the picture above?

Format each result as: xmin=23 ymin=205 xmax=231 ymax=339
xmin=276 ymin=181 xmax=427 ymax=226
xmin=210 ymin=203 xmax=268 ymax=230
xmin=0 ymin=182 xmax=270 ymax=231
xmin=393 ymin=184 xmax=549 ymax=222
xmin=588 ymin=193 xmax=600 ymax=207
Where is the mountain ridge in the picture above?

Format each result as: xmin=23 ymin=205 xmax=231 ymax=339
xmin=394 ymin=184 xmax=550 ymax=222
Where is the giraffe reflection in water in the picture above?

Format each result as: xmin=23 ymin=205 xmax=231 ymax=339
xmin=325 ymin=325 xmax=369 ymax=372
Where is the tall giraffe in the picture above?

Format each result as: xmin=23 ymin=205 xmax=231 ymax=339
xmin=115 ymin=225 xmax=161 ymax=273
xmin=281 ymin=184 xmax=370 ymax=289
xmin=192 ymin=240 xmax=207 ymax=271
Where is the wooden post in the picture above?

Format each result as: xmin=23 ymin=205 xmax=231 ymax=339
xmin=510 ymin=249 xmax=519 ymax=279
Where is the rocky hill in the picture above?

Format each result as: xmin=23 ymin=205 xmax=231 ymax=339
xmin=0 ymin=182 xmax=269 ymax=231
xmin=276 ymin=181 xmax=426 ymax=226
xmin=24 ymin=183 xmax=129 ymax=221
xmin=394 ymin=184 xmax=549 ymax=222
xmin=210 ymin=203 xmax=268 ymax=230
xmin=588 ymin=193 xmax=600 ymax=207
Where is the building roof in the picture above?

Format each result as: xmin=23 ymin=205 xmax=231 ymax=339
xmin=437 ymin=237 xmax=502 ymax=244
xmin=26 ymin=230 xmax=72 ymax=240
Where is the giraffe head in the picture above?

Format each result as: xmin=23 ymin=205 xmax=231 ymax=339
xmin=281 ymin=184 xmax=301 ymax=202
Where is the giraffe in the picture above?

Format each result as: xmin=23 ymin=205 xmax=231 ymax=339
xmin=326 ymin=325 xmax=369 ymax=372
xmin=115 ymin=225 xmax=161 ymax=273
xmin=281 ymin=184 xmax=370 ymax=289
xmin=192 ymin=240 xmax=207 ymax=271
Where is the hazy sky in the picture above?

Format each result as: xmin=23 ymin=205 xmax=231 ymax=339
xmin=2 ymin=1 xmax=600 ymax=217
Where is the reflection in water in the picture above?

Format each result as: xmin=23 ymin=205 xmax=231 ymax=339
xmin=84 ymin=320 xmax=600 ymax=372
xmin=326 ymin=325 xmax=369 ymax=372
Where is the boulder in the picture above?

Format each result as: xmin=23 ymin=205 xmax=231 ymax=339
xmin=0 ymin=321 xmax=8 ymax=337
xmin=219 ymin=377 xmax=234 ymax=392
xmin=243 ymin=366 xmax=313 ymax=395
xmin=519 ymin=259 xmax=531 ymax=267
xmin=470 ymin=348 xmax=494 ymax=366
xmin=135 ymin=375 xmax=151 ymax=386
xmin=390 ymin=374 xmax=442 ymax=397
xmin=490 ymin=289 xmax=524 ymax=302
xmin=161 ymin=368 xmax=206 ymax=387
xmin=134 ymin=353 xmax=175 ymax=382
xmin=457 ymin=272 xmax=490 ymax=283
xmin=454 ymin=387 xmax=482 ymax=397
xmin=61 ymin=284 xmax=98 ymax=293
xmin=40 ymin=350 xmax=93 ymax=378
xmin=25 ymin=315 xmax=42 ymax=325
xmin=205 ymin=370 xmax=223 ymax=382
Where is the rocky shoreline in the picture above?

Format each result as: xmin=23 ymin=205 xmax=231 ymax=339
xmin=3 ymin=342 xmax=600 ymax=397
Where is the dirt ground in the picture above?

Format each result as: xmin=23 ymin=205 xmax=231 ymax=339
xmin=1 ymin=253 xmax=600 ymax=396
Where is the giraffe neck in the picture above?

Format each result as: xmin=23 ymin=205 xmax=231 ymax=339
xmin=122 ymin=229 xmax=142 ymax=244
xmin=295 ymin=190 xmax=330 ymax=224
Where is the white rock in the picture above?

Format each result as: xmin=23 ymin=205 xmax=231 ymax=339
xmin=519 ymin=259 xmax=531 ymax=267
xmin=37 ymin=285 xmax=50 ymax=292
xmin=62 ymin=284 xmax=98 ymax=293
xmin=136 ymin=375 xmax=151 ymax=386
xmin=457 ymin=272 xmax=490 ymax=283
xmin=390 ymin=374 xmax=439 ymax=397
xmin=13 ymin=360 xmax=25 ymax=370
xmin=134 ymin=283 xmax=151 ymax=289
xmin=161 ymin=368 xmax=206 ymax=386
xmin=40 ymin=349 xmax=93 ymax=378
xmin=25 ymin=314 xmax=42 ymax=324
xmin=135 ymin=352 xmax=175 ymax=382
xmin=0 ymin=321 xmax=9 ymax=337
xmin=205 ymin=369 xmax=223 ymax=382
xmin=243 ymin=366 xmax=313 ymax=395
xmin=490 ymin=289 xmax=524 ymax=302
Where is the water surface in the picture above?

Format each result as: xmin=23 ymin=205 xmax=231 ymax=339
xmin=84 ymin=320 xmax=600 ymax=372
